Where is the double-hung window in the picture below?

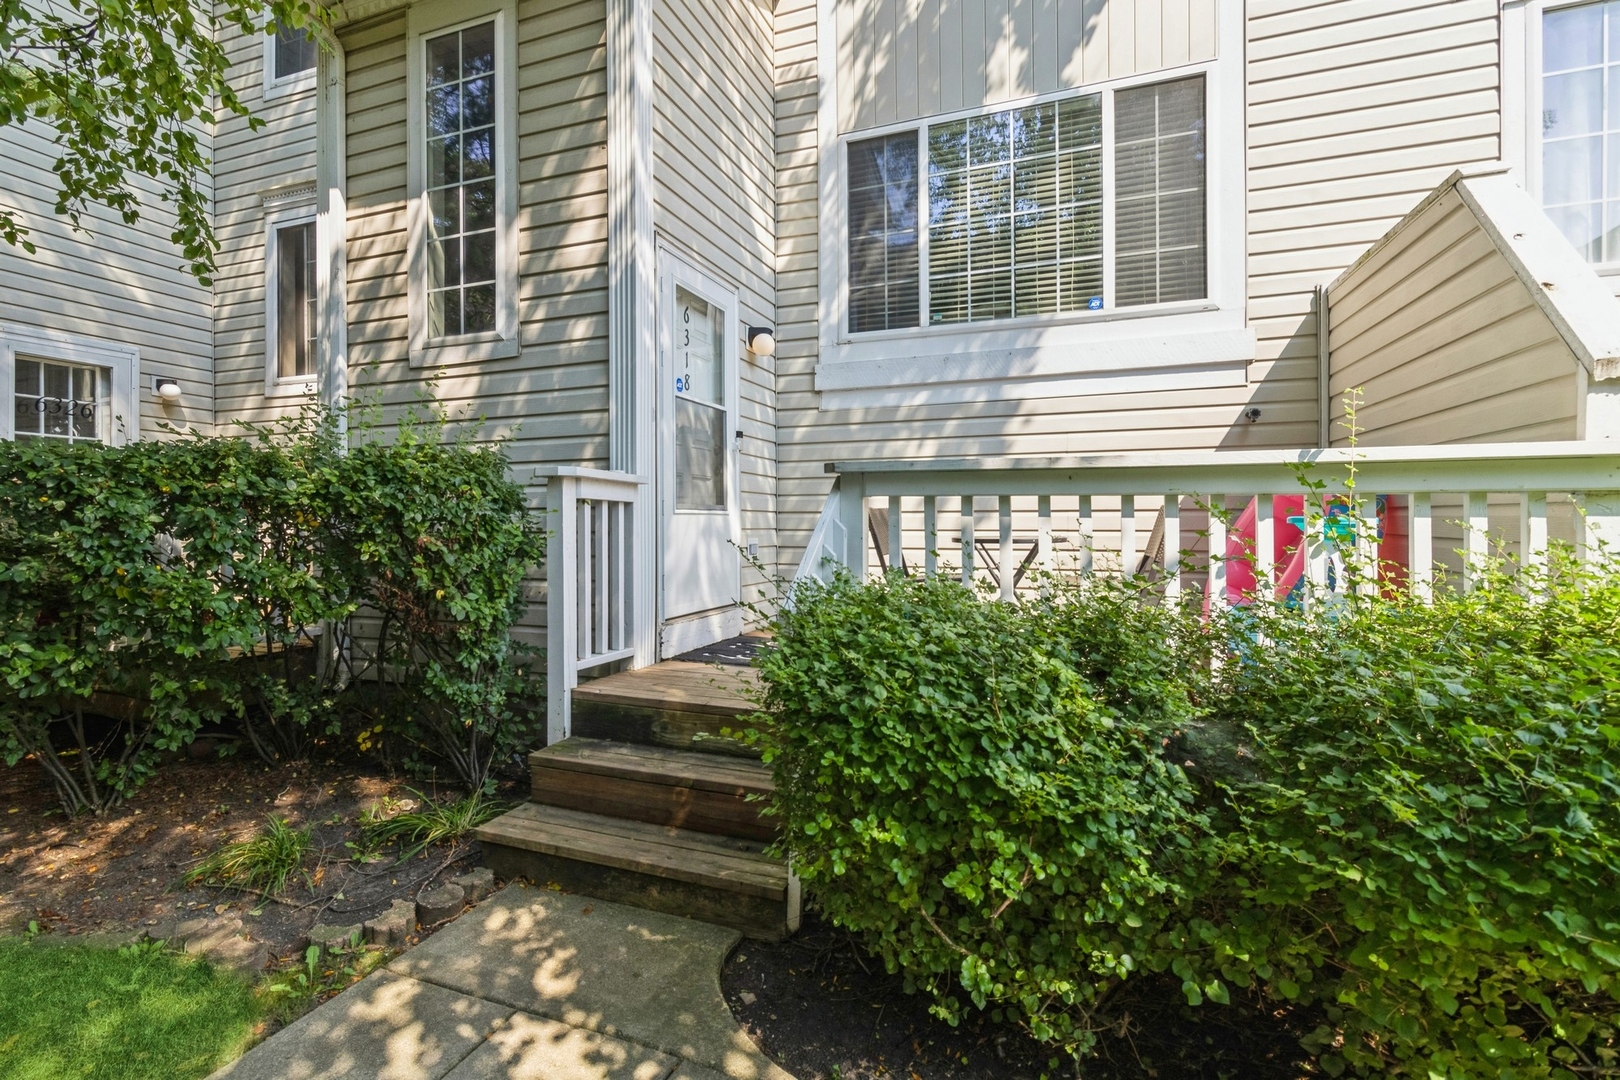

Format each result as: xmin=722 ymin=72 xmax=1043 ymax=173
xmin=264 ymin=200 xmax=319 ymax=396
xmin=846 ymin=74 xmax=1207 ymax=336
xmin=1540 ymin=0 xmax=1620 ymax=262
xmin=407 ymin=0 xmax=517 ymax=366
xmin=2 ymin=326 xmax=138 ymax=445
xmin=265 ymin=21 xmax=317 ymax=100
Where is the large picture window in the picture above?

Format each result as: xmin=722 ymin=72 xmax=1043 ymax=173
xmin=1541 ymin=0 xmax=1620 ymax=262
xmin=844 ymin=73 xmax=1206 ymax=335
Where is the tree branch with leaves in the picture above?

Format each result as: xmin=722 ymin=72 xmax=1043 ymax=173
xmin=0 ymin=0 xmax=326 ymax=283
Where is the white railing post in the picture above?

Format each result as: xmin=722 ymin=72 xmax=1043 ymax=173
xmin=998 ymin=495 xmax=1015 ymax=601
xmin=538 ymin=466 xmax=646 ymax=746
xmin=1037 ymin=495 xmax=1053 ymax=585
xmin=546 ymin=473 xmax=579 ymax=745
xmin=838 ymin=471 xmax=868 ymax=578
xmin=923 ymin=495 xmax=938 ymax=577
xmin=1464 ymin=491 xmax=1489 ymax=591
xmin=1161 ymin=496 xmax=1181 ymax=600
xmin=1577 ymin=491 xmax=1620 ymax=562
xmin=960 ymin=495 xmax=975 ymax=585
xmin=1522 ymin=492 xmax=1548 ymax=572
xmin=1207 ymin=495 xmax=1227 ymax=611
xmin=1120 ymin=495 xmax=1137 ymax=578
xmin=1254 ymin=494 xmax=1274 ymax=603
xmin=1078 ymin=495 xmax=1093 ymax=576
xmin=1410 ymin=492 xmax=1433 ymax=602
xmin=888 ymin=495 xmax=903 ymax=573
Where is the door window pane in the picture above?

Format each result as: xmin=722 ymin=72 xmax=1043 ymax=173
xmin=1114 ymin=75 xmax=1207 ymax=306
xmin=673 ymin=286 xmax=723 ymax=405
xmin=13 ymin=357 xmax=109 ymax=444
xmin=675 ymin=399 xmax=726 ymax=511
xmin=1543 ymin=1 xmax=1620 ymax=262
xmin=276 ymin=222 xmax=317 ymax=379
xmin=424 ymin=22 xmax=499 ymax=336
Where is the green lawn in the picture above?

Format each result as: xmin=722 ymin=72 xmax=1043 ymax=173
xmin=0 ymin=937 xmax=264 ymax=1080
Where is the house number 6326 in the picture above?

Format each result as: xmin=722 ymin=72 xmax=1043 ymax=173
xmin=33 ymin=399 xmax=94 ymax=419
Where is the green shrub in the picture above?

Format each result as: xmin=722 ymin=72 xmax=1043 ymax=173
xmin=360 ymin=787 xmax=509 ymax=860
xmin=0 ymin=409 xmax=545 ymax=813
xmin=1195 ymin=555 xmax=1620 ymax=1077
xmin=751 ymin=570 xmax=1209 ymax=1053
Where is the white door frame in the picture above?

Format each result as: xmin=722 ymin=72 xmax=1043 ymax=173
xmin=656 ymin=245 xmax=744 ymax=656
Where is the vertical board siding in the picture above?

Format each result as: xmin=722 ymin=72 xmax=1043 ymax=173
xmin=0 ymin=121 xmax=213 ymax=438
xmin=837 ymin=0 xmax=1218 ymax=131
xmin=1327 ymin=188 xmax=1578 ymax=446
xmin=212 ymin=11 xmax=321 ymax=427
xmin=653 ymin=0 xmax=779 ymax=607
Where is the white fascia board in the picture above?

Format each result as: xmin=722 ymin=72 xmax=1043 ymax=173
xmin=1454 ymin=171 xmax=1620 ymax=382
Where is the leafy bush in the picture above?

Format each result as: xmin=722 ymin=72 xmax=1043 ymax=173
xmin=751 ymin=571 xmax=1208 ymax=1052
xmin=758 ymin=556 xmax=1620 ymax=1075
xmin=185 ymin=816 xmax=312 ymax=896
xmin=1194 ymin=555 xmax=1620 ymax=1077
xmin=0 ymin=410 xmax=545 ymax=812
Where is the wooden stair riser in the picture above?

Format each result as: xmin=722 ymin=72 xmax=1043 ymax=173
xmin=530 ymin=764 xmax=776 ymax=842
xmin=481 ymin=842 xmax=796 ymax=941
xmin=572 ymin=699 xmax=760 ymax=758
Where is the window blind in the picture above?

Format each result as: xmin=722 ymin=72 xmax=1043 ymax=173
xmin=1114 ymin=76 xmax=1207 ymax=307
xmin=848 ymin=133 xmax=921 ymax=333
xmin=928 ymin=95 xmax=1103 ymax=325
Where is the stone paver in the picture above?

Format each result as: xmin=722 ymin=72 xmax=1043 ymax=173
xmin=208 ymin=884 xmax=793 ymax=1080
xmin=212 ymin=971 xmax=508 ymax=1080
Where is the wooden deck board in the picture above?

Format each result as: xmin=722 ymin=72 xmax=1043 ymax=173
xmin=572 ymin=660 xmax=761 ymax=716
xmin=532 ymin=738 xmax=773 ymax=795
xmin=475 ymin=802 xmax=786 ymax=900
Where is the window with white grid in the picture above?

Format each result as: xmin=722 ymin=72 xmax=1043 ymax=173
xmin=424 ymin=21 xmax=498 ymax=337
xmin=12 ymin=357 xmax=111 ymax=445
xmin=842 ymin=72 xmax=1207 ymax=335
xmin=1542 ymin=0 xmax=1620 ymax=262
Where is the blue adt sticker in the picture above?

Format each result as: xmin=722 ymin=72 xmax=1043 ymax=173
xmin=1088 ymin=296 xmax=1103 ymax=310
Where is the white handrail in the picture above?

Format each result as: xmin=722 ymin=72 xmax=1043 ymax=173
xmin=538 ymin=466 xmax=645 ymax=744
xmin=800 ymin=441 xmax=1620 ymax=600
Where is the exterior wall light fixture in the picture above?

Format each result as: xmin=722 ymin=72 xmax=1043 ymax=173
xmin=154 ymin=377 xmax=182 ymax=402
xmin=746 ymin=327 xmax=775 ymax=358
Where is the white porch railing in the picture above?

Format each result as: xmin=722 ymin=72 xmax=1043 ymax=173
xmin=540 ymin=466 xmax=645 ymax=744
xmin=796 ymin=443 xmax=1620 ymax=601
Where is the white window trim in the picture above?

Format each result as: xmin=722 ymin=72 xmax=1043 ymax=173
xmin=263 ymin=23 xmax=318 ymax=102
xmin=1 ymin=324 xmax=140 ymax=445
xmin=405 ymin=0 xmax=520 ymax=368
xmin=264 ymin=194 xmax=320 ymax=398
xmin=1503 ymin=0 xmax=1620 ymax=278
xmin=813 ymin=0 xmax=1249 ymax=405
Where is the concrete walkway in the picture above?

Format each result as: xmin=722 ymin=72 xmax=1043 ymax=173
xmin=211 ymin=884 xmax=794 ymax=1080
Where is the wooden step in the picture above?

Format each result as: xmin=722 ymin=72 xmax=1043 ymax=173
xmin=530 ymin=739 xmax=776 ymax=841
xmin=572 ymin=661 xmax=763 ymax=757
xmin=475 ymin=803 xmax=800 ymax=941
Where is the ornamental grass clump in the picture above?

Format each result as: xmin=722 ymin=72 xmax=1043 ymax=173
xmin=751 ymin=571 xmax=1211 ymax=1055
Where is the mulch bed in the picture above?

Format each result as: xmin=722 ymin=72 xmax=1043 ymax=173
xmin=0 ymin=750 xmax=521 ymax=964
xmin=721 ymin=913 xmax=1319 ymax=1080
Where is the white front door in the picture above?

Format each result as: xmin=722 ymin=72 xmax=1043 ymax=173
xmin=658 ymin=251 xmax=742 ymax=656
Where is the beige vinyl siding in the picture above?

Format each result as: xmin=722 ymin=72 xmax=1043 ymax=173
xmin=1246 ymin=0 xmax=1503 ymax=457
xmin=653 ymin=0 xmax=778 ymax=606
xmin=0 ymin=118 xmax=214 ymax=437
xmin=837 ymin=0 xmax=1219 ymax=132
xmin=1327 ymin=186 xmax=1579 ymax=446
xmin=211 ymin=12 xmax=321 ymax=427
xmin=772 ymin=0 xmax=1312 ymax=581
xmin=335 ymin=0 xmax=611 ymax=475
